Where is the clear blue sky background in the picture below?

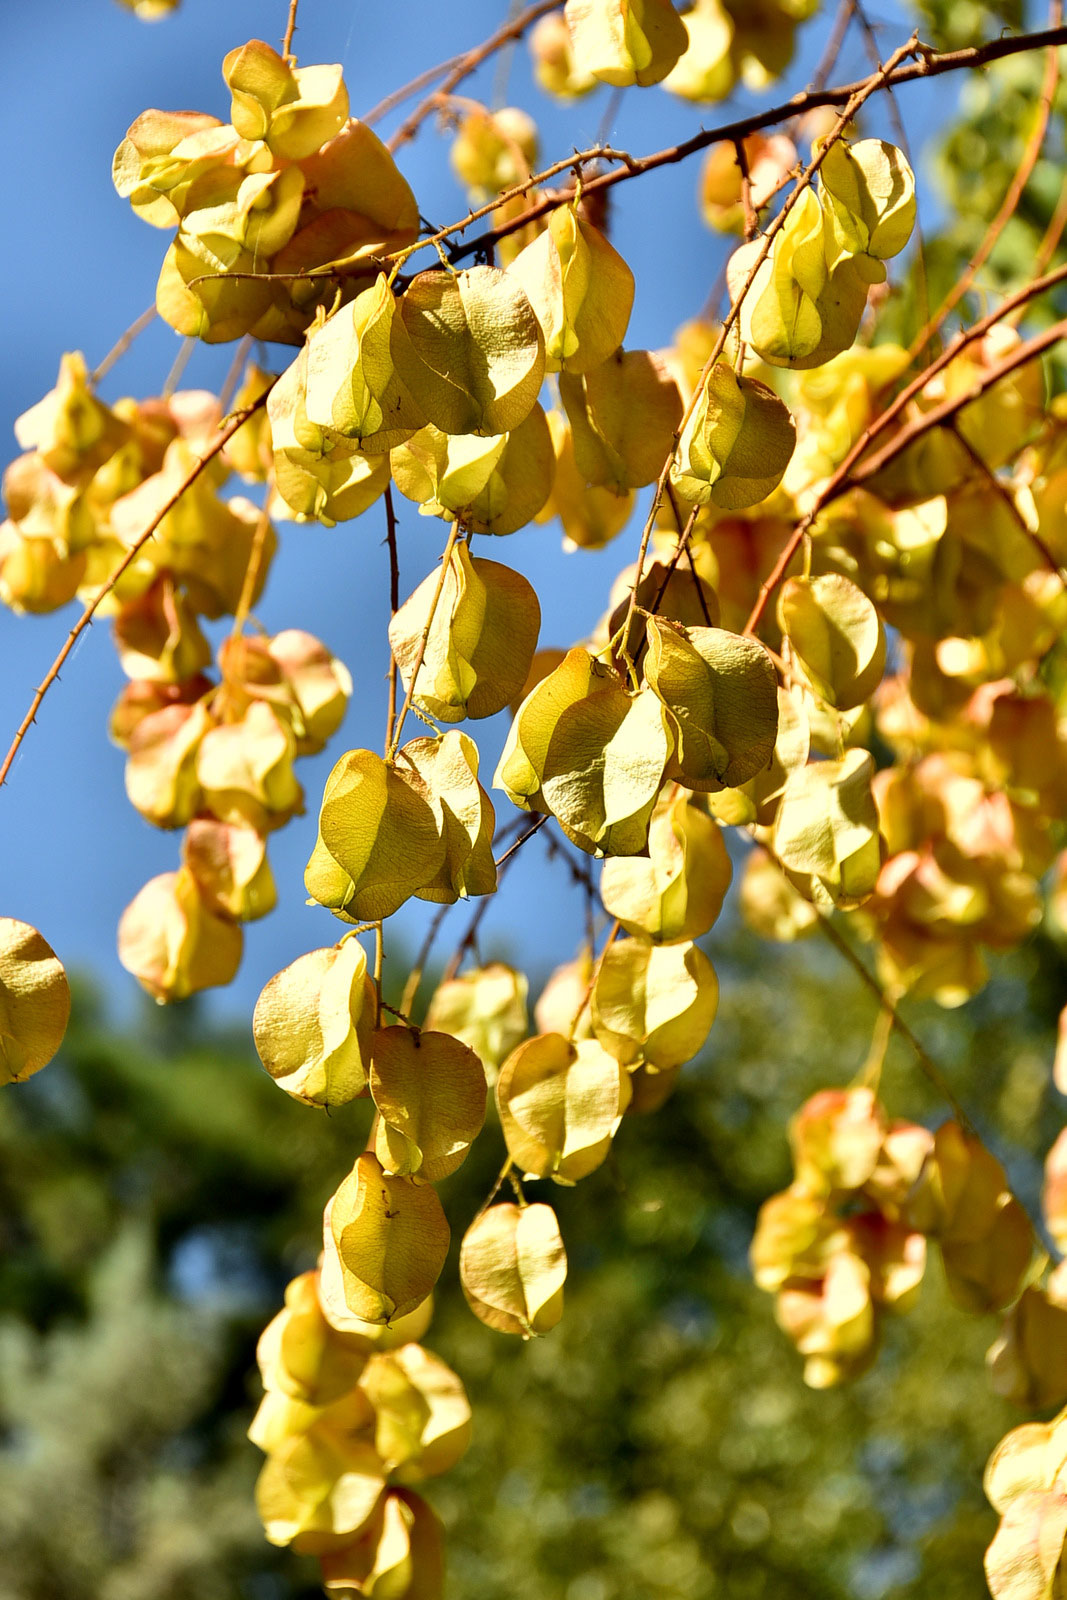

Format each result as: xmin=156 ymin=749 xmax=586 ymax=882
xmin=0 ymin=0 xmax=944 ymax=1025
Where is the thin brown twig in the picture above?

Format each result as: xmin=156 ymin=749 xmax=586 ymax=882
xmin=229 ymin=477 xmax=275 ymax=640
xmin=90 ymin=305 xmax=157 ymax=386
xmin=807 ymin=0 xmax=856 ymax=94
xmin=383 ymin=485 xmax=401 ymax=754
xmin=161 ymin=337 xmax=195 ymax=399
xmin=387 ymin=0 xmax=560 ymax=153
xmin=281 ymin=0 xmax=300 ymax=61
xmin=907 ymin=0 xmax=1065 ymax=360
xmin=734 ymin=138 xmax=758 ymax=242
xmin=0 ymin=387 xmax=273 ymax=792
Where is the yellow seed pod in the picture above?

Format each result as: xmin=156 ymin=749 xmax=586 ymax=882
xmin=983 ymin=1431 xmax=1067 ymax=1600
xmin=393 ymin=267 xmax=545 ymax=437
xmin=450 ymin=105 xmax=539 ymax=197
xmin=247 ymin=1382 xmax=376 ymax=1461
xmin=0 ymin=524 xmax=87 ymax=615
xmin=125 ymin=701 xmax=212 ymax=829
xmin=537 ymin=408 xmax=635 ymax=551
xmin=112 ymin=110 xmax=241 ymax=231
xmin=14 ymin=352 xmax=129 ymax=481
xmin=494 ymin=645 xmax=672 ymax=857
xmin=0 ymin=919 xmax=70 ymax=1085
xmin=912 ymin=1122 xmax=1034 ymax=1315
xmin=394 ymin=732 xmax=497 ymax=904
xmin=599 ymin=786 xmax=732 ymax=942
xmin=319 ymin=1230 xmax=434 ymax=1349
xmin=459 ymin=1202 xmax=567 ymax=1337
xmin=559 ymin=348 xmax=682 ymax=491
xmin=773 ymin=749 xmax=881 ymax=908
xmin=389 ymin=542 xmax=540 ymax=724
xmin=496 ymin=1032 xmax=631 ymax=1183
xmin=197 ymin=700 xmax=304 ymax=834
xmin=643 ymin=618 xmax=778 ymax=792
xmin=268 ymin=348 xmax=391 ymax=526
xmin=253 ymin=940 xmax=376 ymax=1109
xmin=663 ymin=0 xmax=734 ymax=101
xmin=819 ymin=138 xmax=916 ymax=267
xmin=529 ymin=10 xmax=598 ymax=97
xmin=256 ymin=1271 xmax=370 ymax=1406
xmin=113 ymin=577 xmax=211 ymax=684
xmin=534 ymin=951 xmax=595 ymax=1040
xmin=359 ymin=1344 xmax=472 ymax=1482
xmin=670 ymin=363 xmax=796 ymax=510
xmin=224 ymin=363 xmax=275 ymax=482
xmin=302 ymin=276 xmax=427 ymax=455
xmin=369 ymin=1026 xmax=487 ymax=1182
xmin=728 ymin=188 xmax=871 ymax=370
xmin=737 ymin=845 xmax=818 ymax=941
xmin=221 ymin=628 xmax=352 ymax=757
xmin=424 ymin=964 xmax=529 ymax=1084
xmin=390 ymin=405 xmax=554 ymax=536
xmin=328 ymin=1152 xmax=451 ymax=1324
xmin=591 ymin=938 xmax=719 ymax=1069
xmin=117 ymin=867 xmax=243 ymax=1002
xmin=508 ymin=204 xmax=634 ymax=373
xmin=988 ymin=1285 xmax=1067 ymax=1411
xmin=319 ymin=1489 xmax=444 ymax=1599
xmin=223 ymin=40 xmax=348 ymax=161
xmin=778 ymin=573 xmax=886 ymax=710
xmin=183 ymin=818 xmax=277 ymax=923
xmin=564 ymin=0 xmax=688 ymax=87
xmin=305 ymin=749 xmax=445 ymax=924
xmin=255 ymin=1430 xmax=387 ymax=1554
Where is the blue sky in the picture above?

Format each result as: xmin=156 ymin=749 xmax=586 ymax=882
xmin=0 ymin=0 xmax=944 ymax=1025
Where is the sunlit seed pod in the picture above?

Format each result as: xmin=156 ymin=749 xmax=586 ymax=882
xmin=197 ymin=700 xmax=304 ymax=834
xmin=424 ymin=964 xmax=529 ymax=1085
xmin=450 ymin=105 xmax=539 ymax=197
xmin=183 ymin=816 xmax=277 ymax=923
xmin=662 ymin=0 xmax=734 ymax=101
xmin=319 ymin=1226 xmax=434 ymax=1348
xmin=125 ymin=700 xmax=213 ymax=829
xmin=14 ymin=352 xmax=130 ymax=481
xmin=788 ymin=1087 xmax=887 ymax=1196
xmin=750 ymin=1183 xmax=830 ymax=1292
xmin=223 ymin=39 xmax=348 ymax=161
xmin=389 ymin=542 xmax=541 ymax=725
xmin=394 ymin=732 xmax=497 ymax=905
xmin=254 ymin=940 xmax=375 ymax=1108
xmin=559 ymin=348 xmax=682 ymax=491
xmin=256 ymin=1270 xmax=371 ymax=1406
xmin=775 ymin=1247 xmax=877 ymax=1389
xmin=369 ymin=1025 xmax=487 ymax=1182
xmin=643 ymin=618 xmax=778 ymax=792
xmin=110 ymin=677 xmax=212 ymax=751
xmin=564 ymin=0 xmax=688 ymax=87
xmin=601 ymin=556 xmax=721 ymax=670
xmin=507 ymin=204 xmax=634 ymax=374
xmin=496 ymin=1032 xmax=631 ymax=1183
xmin=599 ymin=786 xmax=731 ymax=943
xmin=773 ymin=748 xmax=882 ymax=908
xmin=495 ymin=645 xmax=671 ymax=857
xmin=0 ymin=919 xmax=71 ymax=1086
xmin=264 ymin=629 xmax=354 ymax=755
xmin=112 ymin=109 xmax=243 ymax=231
xmin=269 ymin=350 xmax=392 ymax=526
xmin=305 ymin=748 xmax=445 ymax=924
xmin=223 ymin=363 xmax=276 ymax=481
xmin=987 ymin=1285 xmax=1067 ymax=1411
xmin=698 ymin=132 xmax=796 ymax=233
xmin=117 ymin=866 xmax=243 ymax=1002
xmin=778 ymin=573 xmax=886 ymax=711
xmin=390 ymin=405 xmax=555 ymax=536
xmin=302 ymin=275 xmax=427 ymax=455
xmin=591 ymin=938 xmax=719 ymax=1070
xmin=0 ymin=523 xmax=87 ymax=614
xmin=112 ymin=575 xmax=212 ymax=684
xmin=358 ymin=1345 xmax=472 ymax=1482
xmin=459 ymin=1201 xmax=567 ymax=1337
xmin=529 ymin=10 xmax=598 ymax=97
xmin=318 ymin=1488 xmax=444 ymax=1600
xmin=737 ymin=845 xmax=818 ymax=941
xmin=328 ymin=1152 xmax=451 ymax=1324
xmin=392 ymin=267 xmax=546 ymax=437
xmin=247 ymin=1382 xmax=375 ymax=1460
xmin=670 ymin=363 xmax=796 ymax=510
xmin=537 ymin=409 xmax=634 ymax=551
xmin=254 ymin=1430 xmax=387 ymax=1554
xmin=819 ymin=138 xmax=916 ymax=266
xmin=508 ymin=646 xmax=569 ymax=719
xmin=534 ymin=952 xmax=595 ymax=1041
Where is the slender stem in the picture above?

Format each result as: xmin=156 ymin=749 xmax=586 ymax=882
xmin=386 ymin=523 xmax=461 ymax=760
xmin=90 ymin=305 xmax=156 ymax=386
xmin=161 ymin=337 xmax=195 ymax=399
xmin=374 ymin=921 xmax=384 ymax=1028
xmin=568 ymin=919 xmax=620 ymax=1040
xmin=383 ymin=485 xmax=401 ymax=755
xmin=281 ymin=0 xmax=299 ymax=60
xmin=217 ymin=334 xmax=253 ymax=420
xmin=229 ymin=480 xmax=276 ymax=640
xmin=0 ymin=387 xmax=273 ymax=792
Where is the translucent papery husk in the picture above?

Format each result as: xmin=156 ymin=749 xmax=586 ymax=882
xmin=255 ymin=1270 xmax=371 ymax=1407
xmin=183 ymin=816 xmax=277 ymax=922
xmin=392 ymin=266 xmax=546 ymax=437
xmin=530 ymin=10 xmax=599 ymax=97
xmin=494 ymin=645 xmax=672 ymax=857
xmin=495 ymin=1032 xmax=631 ymax=1183
xmin=305 ymin=748 xmax=446 ymax=924
xmin=358 ymin=1344 xmax=472 ymax=1482
xmin=14 ymin=351 xmax=130 ymax=481
xmin=369 ymin=1025 xmax=487 ymax=1182
xmin=268 ymin=346 xmax=391 ymax=526
xmin=253 ymin=939 xmax=376 ymax=1108
xmin=778 ymin=572 xmax=886 ymax=711
xmin=534 ymin=951 xmax=596 ymax=1040
xmin=0 ymin=918 xmax=71 ymax=1085
xmin=601 ymin=555 xmax=721 ymax=669
xmin=670 ymin=363 xmax=796 ymax=510
xmin=388 ymin=541 xmax=541 ymax=724
xmin=117 ymin=866 xmax=243 ymax=1002
xmin=738 ymin=844 xmax=820 ymax=940
xmin=599 ymin=785 xmax=732 ymax=943
xmin=450 ymin=105 xmax=539 ymax=197
xmin=327 ymin=1152 xmax=451 ymax=1325
xmin=591 ymin=937 xmax=719 ymax=1070
xmin=255 ymin=1429 xmax=387 ymax=1555
xmin=218 ymin=627 xmax=353 ymax=756
xmin=196 ymin=699 xmax=304 ymax=834
xmin=537 ymin=408 xmax=635 ymax=551
xmin=301 ymin=275 xmax=427 ymax=455
xmin=423 ymin=964 xmax=529 ymax=1084
xmin=819 ymin=137 xmax=916 ymax=267
xmin=319 ymin=1489 xmax=444 ymax=1600
xmin=112 ymin=575 xmax=212 ymax=684
xmin=563 ymin=0 xmax=688 ymax=87
xmin=772 ymin=748 xmax=882 ymax=908
xmin=223 ymin=41 xmax=348 ymax=160
xmin=393 ymin=731 xmax=498 ymax=905
xmin=643 ymin=618 xmax=778 ymax=792
xmin=459 ymin=1201 xmax=567 ymax=1337
xmin=559 ymin=348 xmax=682 ymax=491
xmin=988 ymin=1285 xmax=1067 ymax=1411
xmin=125 ymin=700 xmax=212 ymax=829
xmin=663 ymin=0 xmax=735 ymax=102
xmin=390 ymin=405 xmax=555 ymax=536
xmin=507 ymin=203 xmax=635 ymax=373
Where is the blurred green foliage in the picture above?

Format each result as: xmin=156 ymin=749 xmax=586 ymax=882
xmin=2 ymin=921 xmax=1065 ymax=1600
